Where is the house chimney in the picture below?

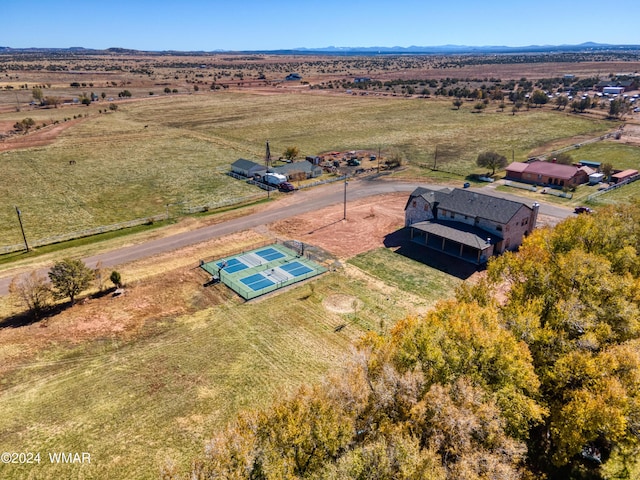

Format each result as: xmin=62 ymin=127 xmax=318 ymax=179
xmin=530 ymin=202 xmax=540 ymax=233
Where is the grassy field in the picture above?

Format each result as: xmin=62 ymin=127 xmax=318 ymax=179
xmin=348 ymin=247 xmax=461 ymax=302
xmin=0 ymin=92 xmax=612 ymax=247
xmin=0 ymin=236 xmax=459 ymax=479
xmin=570 ymin=141 xmax=640 ymax=171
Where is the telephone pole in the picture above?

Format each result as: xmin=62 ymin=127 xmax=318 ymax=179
xmin=265 ymin=140 xmax=271 ymax=200
xmin=15 ymin=206 xmax=29 ymax=252
xmin=343 ymin=177 xmax=348 ymax=220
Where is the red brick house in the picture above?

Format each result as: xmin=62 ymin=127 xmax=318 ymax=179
xmin=405 ymin=187 xmax=539 ymax=264
xmin=505 ymin=161 xmax=592 ymax=188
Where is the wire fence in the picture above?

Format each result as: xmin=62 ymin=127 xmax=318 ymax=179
xmin=503 ymin=180 xmax=538 ymax=192
xmin=0 ymin=213 xmax=167 ymax=255
xmin=200 ymin=241 xmax=327 ymax=300
xmin=1 ymin=194 xmax=266 ymax=255
xmin=223 ymin=264 xmax=327 ymax=300
xmin=587 ymin=174 xmax=640 ymax=201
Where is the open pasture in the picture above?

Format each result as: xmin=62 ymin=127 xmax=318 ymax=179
xmin=1 ymin=91 xmax=612 ymax=247
xmin=0 ymin=254 xmax=439 ymax=479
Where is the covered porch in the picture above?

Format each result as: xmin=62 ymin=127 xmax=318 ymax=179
xmin=409 ymin=220 xmax=500 ymax=265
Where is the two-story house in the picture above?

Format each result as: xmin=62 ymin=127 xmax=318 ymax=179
xmin=405 ymin=187 xmax=539 ymax=264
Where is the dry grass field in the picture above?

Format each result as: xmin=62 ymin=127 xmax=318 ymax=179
xmin=0 ymin=198 xmax=461 ymax=479
xmin=1 ymin=52 xmax=639 ymax=479
xmin=0 ymin=90 xmax=613 ymax=247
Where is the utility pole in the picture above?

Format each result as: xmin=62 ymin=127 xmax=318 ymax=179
xmin=265 ymin=140 xmax=271 ymax=200
xmin=343 ymin=177 xmax=348 ymax=220
xmin=15 ymin=206 xmax=29 ymax=252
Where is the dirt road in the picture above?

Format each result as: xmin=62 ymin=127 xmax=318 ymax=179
xmin=0 ymin=177 xmax=574 ymax=296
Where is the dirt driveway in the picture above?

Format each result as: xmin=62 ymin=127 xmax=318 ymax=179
xmin=269 ymin=192 xmax=408 ymax=258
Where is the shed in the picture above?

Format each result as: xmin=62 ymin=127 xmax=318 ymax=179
xmin=612 ymin=169 xmax=639 ymax=183
xmin=231 ymin=158 xmax=267 ymax=178
xmin=579 ymin=160 xmax=601 ymax=170
xmin=604 ymin=86 xmax=625 ymax=95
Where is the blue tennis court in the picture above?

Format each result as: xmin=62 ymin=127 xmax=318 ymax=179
xmin=255 ymin=247 xmax=286 ymax=262
xmin=240 ymin=273 xmax=275 ymax=291
xmin=216 ymin=258 xmax=249 ymax=274
xmin=280 ymin=261 xmax=313 ymax=277
xmin=201 ymin=243 xmax=326 ymax=300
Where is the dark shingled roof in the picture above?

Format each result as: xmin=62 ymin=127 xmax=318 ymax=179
xmin=273 ymin=161 xmax=321 ymax=175
xmin=231 ymin=158 xmax=264 ymax=171
xmin=412 ymin=220 xmax=501 ymax=249
xmin=406 ymin=186 xmax=531 ymax=224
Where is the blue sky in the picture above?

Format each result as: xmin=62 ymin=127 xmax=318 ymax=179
xmin=2 ymin=0 xmax=638 ymax=51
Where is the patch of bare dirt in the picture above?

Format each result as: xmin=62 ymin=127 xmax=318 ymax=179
xmin=322 ymin=294 xmax=361 ymax=314
xmin=620 ymin=122 xmax=640 ymax=147
xmin=0 ymin=117 xmax=86 ymax=152
xmin=270 ymin=192 xmax=407 ymax=258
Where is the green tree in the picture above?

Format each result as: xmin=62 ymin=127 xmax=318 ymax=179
xmin=110 ymin=270 xmax=122 ymax=289
xmin=609 ymin=98 xmax=627 ymax=118
xmin=531 ymin=89 xmax=549 ymax=106
xmin=555 ymin=95 xmax=569 ymax=110
xmin=48 ymin=258 xmax=94 ymax=305
xmin=283 ymin=146 xmax=299 ymax=161
xmin=476 ymin=151 xmax=507 ymax=175
xmin=43 ymin=96 xmax=60 ymax=108
xmin=553 ymin=152 xmax=573 ymax=165
xmin=452 ymin=98 xmax=463 ymax=110
xmin=602 ymin=162 xmax=614 ymax=181
xmin=512 ymin=101 xmax=523 ymax=115
xmin=108 ymin=103 xmax=118 ymax=111
xmin=13 ymin=117 xmax=35 ymax=133
xmin=32 ymin=87 xmax=43 ymax=103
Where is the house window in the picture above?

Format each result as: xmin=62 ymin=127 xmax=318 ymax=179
xmin=496 ymin=225 xmax=503 ymax=231
xmin=424 ymin=204 xmax=429 ymax=211
xmin=412 ymin=200 xmax=416 ymax=207
xmin=450 ymin=212 xmax=454 ymax=219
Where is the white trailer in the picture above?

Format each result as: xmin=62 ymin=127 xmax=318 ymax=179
xmin=262 ymin=173 xmax=287 ymax=186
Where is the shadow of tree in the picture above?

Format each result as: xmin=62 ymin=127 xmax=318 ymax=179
xmin=383 ymin=228 xmax=481 ymax=280
xmin=0 ymin=288 xmax=117 ymax=329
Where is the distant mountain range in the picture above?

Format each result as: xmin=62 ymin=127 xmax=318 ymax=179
xmin=1 ymin=42 xmax=639 ymax=55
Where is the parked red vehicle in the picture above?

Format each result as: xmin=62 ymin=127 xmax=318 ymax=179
xmin=278 ymin=181 xmax=295 ymax=192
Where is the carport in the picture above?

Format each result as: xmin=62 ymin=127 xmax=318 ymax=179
xmin=409 ymin=220 xmax=499 ymax=264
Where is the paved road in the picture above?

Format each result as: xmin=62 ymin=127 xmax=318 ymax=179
xmin=0 ymin=177 xmax=573 ymax=296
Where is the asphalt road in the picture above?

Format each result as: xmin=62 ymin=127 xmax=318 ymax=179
xmin=0 ymin=177 xmax=573 ymax=296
